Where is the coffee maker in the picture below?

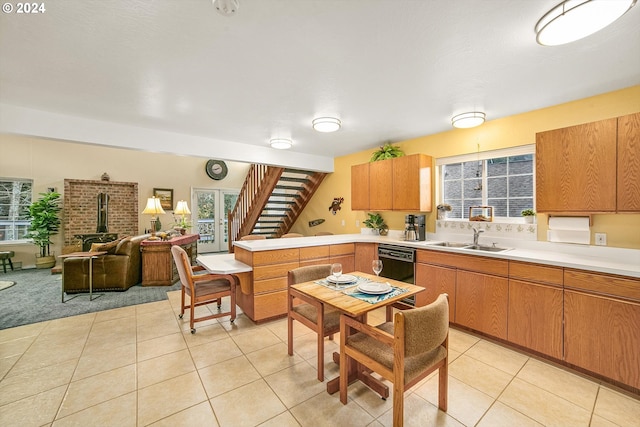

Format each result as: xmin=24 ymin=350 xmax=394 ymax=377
xmin=404 ymin=214 xmax=426 ymax=241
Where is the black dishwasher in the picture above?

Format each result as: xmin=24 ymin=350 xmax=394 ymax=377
xmin=377 ymin=244 xmax=416 ymax=305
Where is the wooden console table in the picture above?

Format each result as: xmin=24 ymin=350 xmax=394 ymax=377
xmin=140 ymin=234 xmax=199 ymax=286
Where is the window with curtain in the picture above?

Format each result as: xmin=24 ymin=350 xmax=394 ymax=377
xmin=438 ymin=146 xmax=534 ymax=219
xmin=0 ymin=178 xmax=33 ymax=241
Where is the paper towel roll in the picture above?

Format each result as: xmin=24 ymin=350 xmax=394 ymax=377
xmin=548 ymin=216 xmax=590 ymax=231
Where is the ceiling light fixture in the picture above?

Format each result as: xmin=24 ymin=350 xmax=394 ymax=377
xmin=270 ymin=138 xmax=292 ymax=150
xmin=213 ymin=0 xmax=239 ymax=17
xmin=312 ymin=117 xmax=341 ymax=133
xmin=535 ymin=0 xmax=636 ymax=46
xmin=451 ymin=112 xmax=486 ymax=129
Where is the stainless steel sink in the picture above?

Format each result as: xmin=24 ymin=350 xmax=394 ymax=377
xmin=427 ymin=242 xmax=471 ymax=248
xmin=464 ymin=244 xmax=510 ymax=252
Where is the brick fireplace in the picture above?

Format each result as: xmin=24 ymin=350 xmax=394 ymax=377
xmin=63 ymin=179 xmax=139 ymax=246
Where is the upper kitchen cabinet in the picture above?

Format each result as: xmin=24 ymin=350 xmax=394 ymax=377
xmin=536 ymin=113 xmax=640 ymax=213
xmin=369 ymin=158 xmax=393 ymax=210
xmin=351 ymin=153 xmax=433 ymax=211
xmin=351 ymin=163 xmax=370 ymax=211
xmin=617 ymin=112 xmax=640 ymax=212
xmin=392 ymin=154 xmax=432 ymax=211
xmin=536 ymin=118 xmax=617 ymax=213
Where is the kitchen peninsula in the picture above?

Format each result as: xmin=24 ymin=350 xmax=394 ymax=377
xmin=198 ymin=233 xmax=640 ymax=393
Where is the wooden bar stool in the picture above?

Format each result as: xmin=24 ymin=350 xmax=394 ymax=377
xmin=0 ymin=251 xmax=15 ymax=273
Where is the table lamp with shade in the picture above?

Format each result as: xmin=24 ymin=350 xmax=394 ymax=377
xmin=173 ymin=200 xmax=191 ymax=233
xmin=142 ymin=196 xmax=165 ymax=240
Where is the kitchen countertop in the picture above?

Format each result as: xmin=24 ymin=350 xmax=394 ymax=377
xmin=233 ymin=234 xmax=640 ymax=278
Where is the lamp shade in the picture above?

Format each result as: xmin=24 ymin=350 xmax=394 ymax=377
xmin=142 ymin=197 xmax=166 ymax=215
xmin=174 ymin=200 xmax=191 ymax=215
xmin=535 ymin=0 xmax=636 ymax=46
xmin=451 ymin=112 xmax=486 ymax=129
xmin=312 ymin=117 xmax=341 ymax=133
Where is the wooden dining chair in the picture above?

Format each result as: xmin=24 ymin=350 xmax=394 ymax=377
xmin=171 ymin=245 xmax=237 ymax=333
xmin=240 ymin=234 xmax=267 ymax=240
xmin=281 ymin=233 xmax=304 ymax=238
xmin=288 ymin=264 xmax=341 ymax=381
xmin=339 ymin=294 xmax=449 ymax=427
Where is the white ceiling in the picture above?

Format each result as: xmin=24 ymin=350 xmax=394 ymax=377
xmin=1 ymin=0 xmax=639 ymax=171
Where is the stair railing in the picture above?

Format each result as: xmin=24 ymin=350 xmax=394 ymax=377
xmin=228 ymin=164 xmax=283 ymax=251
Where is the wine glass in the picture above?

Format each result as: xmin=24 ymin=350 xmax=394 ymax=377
xmin=331 ymin=263 xmax=343 ymax=280
xmin=372 ymin=259 xmax=383 ymax=277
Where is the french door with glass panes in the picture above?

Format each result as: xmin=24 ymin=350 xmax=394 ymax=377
xmin=192 ymin=188 xmax=239 ymax=253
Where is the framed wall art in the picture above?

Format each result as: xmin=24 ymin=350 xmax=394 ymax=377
xmin=153 ymin=188 xmax=173 ymax=211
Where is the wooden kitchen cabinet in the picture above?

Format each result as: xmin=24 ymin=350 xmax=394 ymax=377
xmin=415 ymin=262 xmax=456 ymax=321
xmin=456 ymin=270 xmax=509 ymax=340
xmin=508 ymin=261 xmax=563 ymax=359
xmin=329 ymin=243 xmax=355 ymax=273
xmin=416 ymin=249 xmax=508 ymax=333
xmin=617 ymin=112 xmax=640 ymax=212
xmin=392 ymin=154 xmax=432 ymax=211
xmin=350 ymin=153 xmax=433 ymax=211
xmin=234 ymin=247 xmax=300 ymax=322
xmin=369 ymin=158 xmax=393 ymax=210
xmin=351 ymin=163 xmax=370 ymax=211
xmin=563 ymin=269 xmax=640 ymax=390
xmin=536 ymin=117 xmax=617 ymax=212
xmin=354 ymin=242 xmax=377 ymax=273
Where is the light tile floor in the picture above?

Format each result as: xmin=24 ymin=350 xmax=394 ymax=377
xmin=1 ymin=291 xmax=639 ymax=427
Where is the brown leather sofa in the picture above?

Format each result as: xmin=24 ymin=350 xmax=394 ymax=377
xmin=63 ymin=234 xmax=148 ymax=293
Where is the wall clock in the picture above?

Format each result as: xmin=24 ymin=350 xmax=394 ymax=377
xmin=205 ymin=160 xmax=228 ymax=180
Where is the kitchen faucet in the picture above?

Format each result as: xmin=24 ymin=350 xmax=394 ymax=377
xmin=472 ymin=227 xmax=485 ymax=246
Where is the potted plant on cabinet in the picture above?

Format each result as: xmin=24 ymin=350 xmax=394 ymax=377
xmin=370 ymin=142 xmax=405 ymax=162
xmin=26 ymin=191 xmax=62 ymax=269
xmin=521 ymin=209 xmax=536 ymax=223
xmin=363 ymin=212 xmax=388 ymax=236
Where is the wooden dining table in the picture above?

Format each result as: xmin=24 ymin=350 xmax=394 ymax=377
xmin=289 ymin=271 xmax=424 ymax=397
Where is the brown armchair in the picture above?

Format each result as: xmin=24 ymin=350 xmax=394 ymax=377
xmin=288 ymin=264 xmax=341 ymax=381
xmin=63 ymin=235 xmax=148 ymax=293
xmin=171 ymin=245 xmax=237 ymax=333
xmin=339 ymin=294 xmax=449 ymax=427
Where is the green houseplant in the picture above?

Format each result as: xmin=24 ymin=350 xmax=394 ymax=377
xmin=363 ymin=212 xmax=388 ymax=235
xmin=521 ymin=209 xmax=536 ymax=223
xmin=370 ymin=142 xmax=405 ymax=162
xmin=27 ymin=191 xmax=62 ymax=268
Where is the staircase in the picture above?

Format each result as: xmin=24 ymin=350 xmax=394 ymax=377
xmin=228 ymin=165 xmax=326 ymax=251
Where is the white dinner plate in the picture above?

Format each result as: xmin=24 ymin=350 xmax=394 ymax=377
xmin=327 ymin=274 xmax=357 ymax=284
xmin=357 ymin=282 xmax=392 ymax=294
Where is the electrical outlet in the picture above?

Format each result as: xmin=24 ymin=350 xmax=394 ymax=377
xmin=355 ymin=220 xmax=360 ymax=227
xmin=595 ymin=233 xmax=607 ymax=246
xmin=341 ymin=219 xmax=345 ymax=226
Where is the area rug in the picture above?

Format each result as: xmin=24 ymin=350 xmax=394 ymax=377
xmin=0 ymin=269 xmax=180 ymax=330
xmin=0 ymin=280 xmax=16 ymax=291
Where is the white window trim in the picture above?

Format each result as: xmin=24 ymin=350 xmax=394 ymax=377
xmin=435 ymin=144 xmax=535 ymax=221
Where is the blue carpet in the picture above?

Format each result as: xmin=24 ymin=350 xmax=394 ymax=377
xmin=0 ymin=268 xmax=180 ymax=330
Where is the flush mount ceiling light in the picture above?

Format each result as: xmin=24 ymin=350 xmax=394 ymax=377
xmin=535 ymin=0 xmax=636 ymax=46
xmin=312 ymin=117 xmax=341 ymax=133
xmin=451 ymin=112 xmax=486 ymax=129
xmin=270 ymin=138 xmax=292 ymax=150
xmin=212 ymin=0 xmax=239 ymax=16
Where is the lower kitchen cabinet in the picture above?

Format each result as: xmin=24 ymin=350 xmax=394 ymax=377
xmin=508 ymin=279 xmax=563 ymax=359
xmin=564 ymin=269 xmax=640 ymax=390
xmin=354 ymin=242 xmax=377 ymax=273
xmin=508 ymin=261 xmax=564 ymax=359
xmin=455 ymin=270 xmax=508 ymax=340
xmin=415 ymin=262 xmax=456 ymax=321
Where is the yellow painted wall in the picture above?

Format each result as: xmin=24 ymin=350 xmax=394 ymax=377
xmin=292 ymin=85 xmax=640 ymax=249
xmin=0 ymin=135 xmax=249 ymax=267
